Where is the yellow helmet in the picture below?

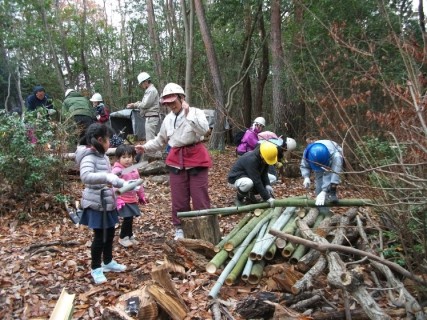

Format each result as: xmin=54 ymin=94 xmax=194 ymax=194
xmin=260 ymin=142 xmax=278 ymax=165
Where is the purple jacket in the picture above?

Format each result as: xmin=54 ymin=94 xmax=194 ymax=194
xmin=236 ymin=128 xmax=260 ymax=155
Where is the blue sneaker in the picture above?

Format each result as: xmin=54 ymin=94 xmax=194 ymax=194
xmin=91 ymin=267 xmax=107 ymax=284
xmin=102 ymin=259 xmax=127 ymax=272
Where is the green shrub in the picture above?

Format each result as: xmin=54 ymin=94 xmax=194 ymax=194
xmin=0 ymin=110 xmax=65 ymax=197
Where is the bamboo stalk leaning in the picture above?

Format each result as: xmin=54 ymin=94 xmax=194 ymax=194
xmin=214 ymin=213 xmax=252 ymax=252
xmin=289 ymin=214 xmax=325 ymax=265
xmin=206 ymin=249 xmax=229 ymax=274
xmin=276 ymin=215 xmax=297 ymax=249
xmin=223 ymin=209 xmax=273 ymax=252
xmin=251 ymin=207 xmax=297 ymax=260
xmin=248 ymin=260 xmax=266 ymax=285
xmin=249 ymin=218 xmax=270 ymax=260
xmin=241 ymin=258 xmax=254 ymax=281
xmin=208 ymin=212 xmax=274 ymax=299
xmin=225 ymin=240 xmax=256 ymax=286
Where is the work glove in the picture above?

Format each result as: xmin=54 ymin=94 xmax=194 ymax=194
xmin=106 ymin=173 xmax=124 ymax=187
xmin=267 ymin=198 xmax=275 ymax=208
xmin=116 ymin=198 xmax=125 ymax=210
xmin=96 ymin=115 xmax=101 ymax=120
xmin=303 ymin=177 xmax=311 ymax=189
xmin=266 ymin=185 xmax=274 ymax=197
xmin=123 ymin=180 xmax=141 ymax=191
xmin=47 ymin=109 xmax=56 ymax=115
xmin=315 ymin=191 xmax=327 ymax=206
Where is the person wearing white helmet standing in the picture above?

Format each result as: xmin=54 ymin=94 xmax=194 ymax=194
xmin=236 ymin=117 xmax=266 ymax=156
xmin=127 ymin=72 xmax=160 ymax=158
xmin=90 ymin=93 xmax=110 ymax=124
xmin=135 ymin=83 xmax=212 ymax=240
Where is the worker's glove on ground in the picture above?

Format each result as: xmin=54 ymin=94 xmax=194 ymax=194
xmin=116 ymin=198 xmax=125 ymax=210
xmin=303 ymin=177 xmax=311 ymax=189
xmin=267 ymin=198 xmax=275 ymax=208
xmin=315 ymin=191 xmax=327 ymax=206
xmin=106 ymin=173 xmax=124 ymax=187
xmin=266 ymin=185 xmax=274 ymax=197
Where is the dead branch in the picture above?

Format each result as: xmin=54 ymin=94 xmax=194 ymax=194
xmin=27 ymin=240 xmax=80 ymax=251
xmin=269 ymin=228 xmax=427 ymax=286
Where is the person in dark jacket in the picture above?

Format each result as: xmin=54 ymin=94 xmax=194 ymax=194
xmin=25 ymin=85 xmax=54 ymax=113
xmin=63 ymin=89 xmax=96 ymax=142
xmin=228 ymin=142 xmax=278 ymax=207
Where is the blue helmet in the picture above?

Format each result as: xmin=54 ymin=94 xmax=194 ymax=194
xmin=304 ymin=143 xmax=330 ymax=171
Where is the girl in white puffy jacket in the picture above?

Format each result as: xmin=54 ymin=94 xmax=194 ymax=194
xmin=75 ymin=123 xmax=128 ymax=284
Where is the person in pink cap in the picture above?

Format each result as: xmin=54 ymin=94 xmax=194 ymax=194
xmin=134 ymin=83 xmax=212 ymax=240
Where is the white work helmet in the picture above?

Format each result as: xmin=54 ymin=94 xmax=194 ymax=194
xmin=161 ymin=83 xmax=185 ymax=98
xmin=89 ymin=93 xmax=103 ymax=102
xmin=253 ymin=117 xmax=266 ymax=127
xmin=65 ymin=89 xmax=75 ymax=98
xmin=286 ymin=137 xmax=297 ymax=151
xmin=137 ymin=72 xmax=150 ymax=85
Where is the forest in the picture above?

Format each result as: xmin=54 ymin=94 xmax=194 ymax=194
xmin=0 ymin=0 xmax=426 ymax=318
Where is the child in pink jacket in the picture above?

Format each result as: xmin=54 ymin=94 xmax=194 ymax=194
xmin=112 ymin=144 xmax=147 ymax=247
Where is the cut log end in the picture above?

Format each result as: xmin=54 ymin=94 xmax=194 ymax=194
xmin=223 ymin=243 xmax=234 ymax=252
xmin=206 ymin=263 xmax=217 ymax=274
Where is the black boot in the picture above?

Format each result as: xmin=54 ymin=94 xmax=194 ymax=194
xmin=247 ymin=191 xmax=259 ymax=204
xmin=329 ymin=184 xmax=338 ymax=203
xmin=235 ymin=190 xmax=247 ymax=206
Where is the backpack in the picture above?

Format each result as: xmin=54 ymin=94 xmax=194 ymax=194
xmin=233 ymin=130 xmax=246 ymax=146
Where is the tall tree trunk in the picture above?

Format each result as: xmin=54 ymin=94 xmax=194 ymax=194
xmin=55 ymin=1 xmax=72 ymax=89
xmin=289 ymin=0 xmax=305 ymax=138
xmin=194 ymin=0 xmax=226 ymax=151
xmin=180 ymin=0 xmax=194 ymax=104
xmin=253 ymin=4 xmax=269 ymax=122
xmin=270 ymin=0 xmax=288 ymax=135
xmin=39 ymin=0 xmax=65 ymax=92
xmin=80 ymin=0 xmax=91 ymax=91
xmin=418 ymin=0 xmax=426 ymax=52
xmin=241 ymin=3 xmax=254 ymax=128
xmin=146 ymin=0 xmax=164 ymax=87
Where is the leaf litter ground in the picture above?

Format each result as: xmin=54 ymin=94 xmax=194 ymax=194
xmin=0 ymin=145 xmax=362 ymax=319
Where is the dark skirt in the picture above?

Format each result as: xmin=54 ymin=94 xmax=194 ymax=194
xmin=117 ymin=203 xmax=141 ymax=218
xmin=79 ymin=208 xmax=119 ymax=229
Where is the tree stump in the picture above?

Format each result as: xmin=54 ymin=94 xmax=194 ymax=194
xmin=181 ymin=215 xmax=221 ymax=244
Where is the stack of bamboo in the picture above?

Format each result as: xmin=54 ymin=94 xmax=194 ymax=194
xmin=176 ymin=199 xmax=373 ymax=300
xmin=206 ymin=206 xmax=326 ymax=299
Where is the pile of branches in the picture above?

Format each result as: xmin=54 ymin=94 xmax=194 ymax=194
xmin=198 ymin=203 xmax=426 ymax=320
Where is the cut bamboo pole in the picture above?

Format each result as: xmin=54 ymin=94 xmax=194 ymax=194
xmin=249 ymin=219 xmax=270 ymax=260
xmin=241 ymin=258 xmax=254 ymax=281
xmin=206 ymin=249 xmax=229 ymax=274
xmin=214 ymin=213 xmax=252 ymax=252
xmin=264 ymin=242 xmax=277 ymax=260
xmin=177 ymin=198 xmax=373 ymax=218
xmin=225 ymin=240 xmax=256 ymax=286
xmin=248 ymin=260 xmax=266 ymax=285
xmin=208 ymin=212 xmax=273 ymax=299
xmin=223 ymin=209 xmax=273 ymax=252
xmin=254 ymin=207 xmax=283 ymax=260
xmin=276 ymin=215 xmax=297 ymax=249
xmin=251 ymin=207 xmax=296 ymax=260
xmin=289 ymin=214 xmax=325 ymax=265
